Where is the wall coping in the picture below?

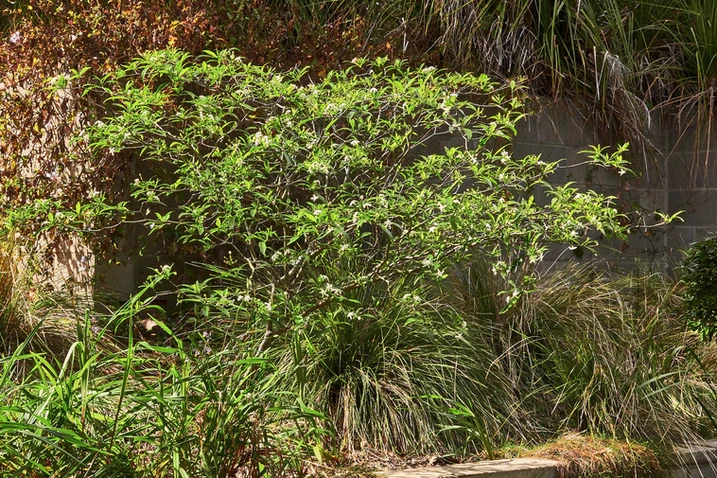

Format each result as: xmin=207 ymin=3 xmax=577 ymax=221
xmin=380 ymin=458 xmax=559 ymax=478
xmin=673 ymin=440 xmax=717 ymax=466
xmin=379 ymin=441 xmax=717 ymax=478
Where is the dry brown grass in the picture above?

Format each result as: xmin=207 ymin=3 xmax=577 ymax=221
xmin=524 ymin=433 xmax=666 ymax=478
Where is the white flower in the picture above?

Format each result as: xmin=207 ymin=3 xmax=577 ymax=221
xmin=313 ymin=209 xmax=322 ymax=216
xmin=324 ymin=284 xmax=342 ymax=296
xmin=9 ymin=31 xmax=20 ymax=44
xmin=252 ymin=131 xmax=271 ymax=147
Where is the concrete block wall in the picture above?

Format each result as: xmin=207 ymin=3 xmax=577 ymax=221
xmin=95 ymin=102 xmax=717 ymax=297
xmin=510 ymin=100 xmax=717 ymax=269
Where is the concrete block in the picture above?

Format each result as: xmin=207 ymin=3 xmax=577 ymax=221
xmin=515 ymin=101 xmax=597 ymax=147
xmin=512 ymin=143 xmax=589 ymax=187
xmin=671 ymin=441 xmax=717 ymax=478
xmin=666 ymin=226 xmax=696 ymax=254
xmin=665 ymin=115 xmax=717 ymax=154
xmin=630 ymin=153 xmax=667 ymax=189
xmin=693 ymin=227 xmax=717 ymax=244
xmin=623 ymin=188 xmax=667 ymax=215
xmin=668 ymin=151 xmax=717 ymax=190
xmin=668 ymin=190 xmax=717 ymax=227
xmin=380 ymin=458 xmax=558 ymax=478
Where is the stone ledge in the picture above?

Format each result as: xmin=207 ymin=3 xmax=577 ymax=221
xmin=380 ymin=441 xmax=717 ymax=478
xmin=674 ymin=440 xmax=717 ymax=465
xmin=379 ymin=458 xmax=559 ymax=478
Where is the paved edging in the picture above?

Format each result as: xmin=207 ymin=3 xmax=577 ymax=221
xmin=672 ymin=440 xmax=717 ymax=477
xmin=380 ymin=441 xmax=717 ymax=478
xmin=380 ymin=458 xmax=559 ymax=478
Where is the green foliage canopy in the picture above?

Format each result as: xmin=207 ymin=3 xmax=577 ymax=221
xmin=22 ymin=49 xmax=630 ymax=350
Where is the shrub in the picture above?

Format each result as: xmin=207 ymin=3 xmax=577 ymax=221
xmin=0 ymin=49 xmax=639 ymax=457
xmin=681 ymin=236 xmax=717 ymax=340
xmin=29 ymin=49 xmax=632 ymax=350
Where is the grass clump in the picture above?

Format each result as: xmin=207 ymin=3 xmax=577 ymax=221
xmin=525 ymin=433 xmax=666 ymax=478
xmin=268 ymin=278 xmax=518 ymax=457
xmin=2 ymin=260 xmax=717 ymax=476
xmin=512 ymin=264 xmax=716 ymax=444
xmin=258 ymin=261 xmax=717 ymax=467
xmin=439 ymin=261 xmax=717 ymax=451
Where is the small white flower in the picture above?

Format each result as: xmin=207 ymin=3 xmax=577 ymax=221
xmin=9 ymin=31 xmax=20 ymax=44
xmin=324 ymin=284 xmax=342 ymax=295
xmin=313 ymin=209 xmax=322 ymax=216
xmin=252 ymin=131 xmax=271 ymax=147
